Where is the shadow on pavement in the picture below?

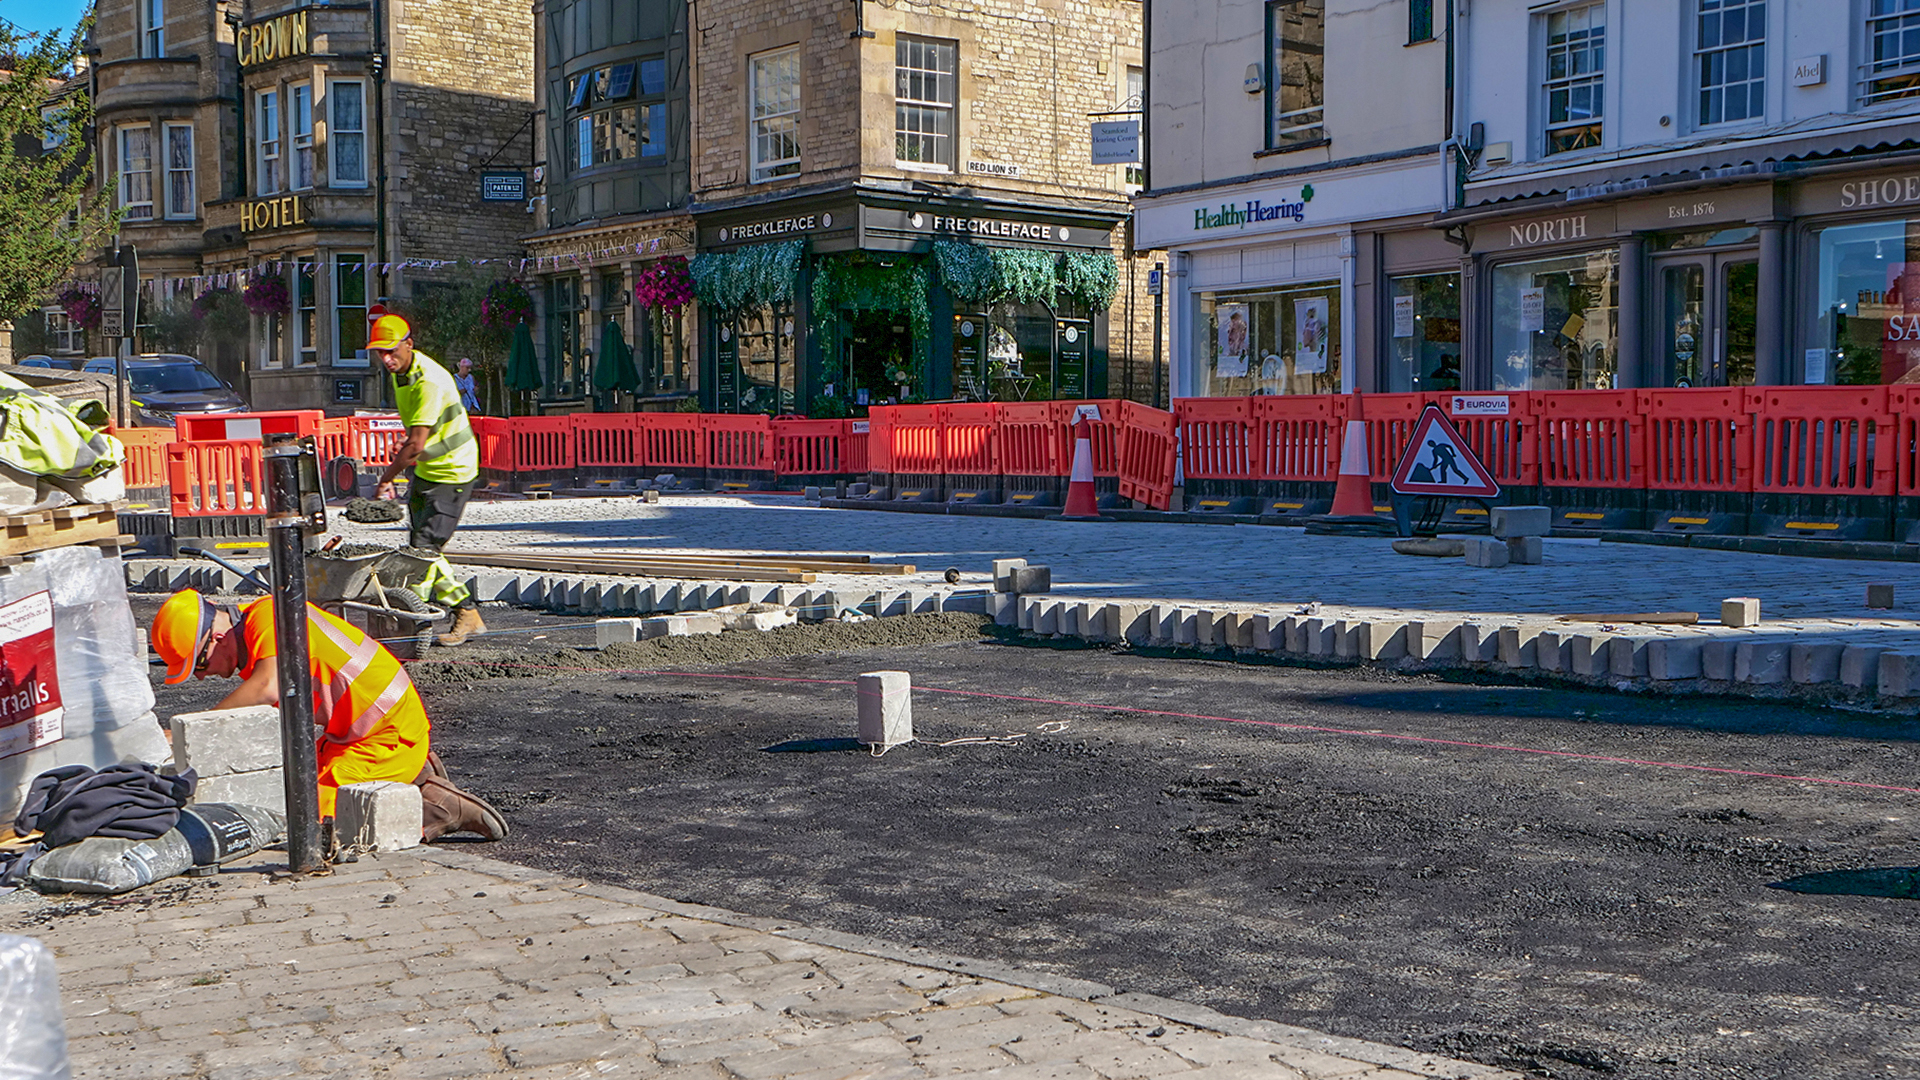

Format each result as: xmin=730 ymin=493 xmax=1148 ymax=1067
xmin=1770 ymin=867 xmax=1920 ymax=899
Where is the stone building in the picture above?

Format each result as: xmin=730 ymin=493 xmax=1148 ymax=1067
xmin=685 ymin=0 xmax=1155 ymax=414
xmin=86 ymin=0 xmax=535 ymax=411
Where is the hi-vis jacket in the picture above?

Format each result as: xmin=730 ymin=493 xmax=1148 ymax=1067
xmin=238 ymin=597 xmax=429 ymax=750
xmin=0 ymin=372 xmax=124 ymax=479
xmin=390 ymin=351 xmax=477 ymax=485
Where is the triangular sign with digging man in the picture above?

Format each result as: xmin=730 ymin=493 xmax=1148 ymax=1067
xmin=1390 ymin=405 xmax=1499 ymax=498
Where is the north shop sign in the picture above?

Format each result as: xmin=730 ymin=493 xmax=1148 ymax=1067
xmin=1194 ymin=187 xmax=1313 ymax=232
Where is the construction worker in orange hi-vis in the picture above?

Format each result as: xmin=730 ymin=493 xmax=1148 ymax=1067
xmin=150 ymin=588 xmax=507 ymax=842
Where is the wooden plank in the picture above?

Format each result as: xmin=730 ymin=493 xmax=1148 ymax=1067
xmin=447 ymin=553 xmax=813 ymax=583
xmin=0 ymin=506 xmax=122 ymax=557
xmin=455 ymin=549 xmax=908 ymax=574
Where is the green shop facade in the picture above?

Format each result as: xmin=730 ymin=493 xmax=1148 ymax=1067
xmin=689 ymin=189 xmax=1125 ymax=415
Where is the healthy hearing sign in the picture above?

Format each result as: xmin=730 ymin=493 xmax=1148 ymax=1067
xmin=0 ymin=591 xmax=62 ymax=761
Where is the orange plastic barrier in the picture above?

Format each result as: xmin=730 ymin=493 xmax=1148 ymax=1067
xmin=1076 ymin=400 xmax=1127 ymax=478
xmin=1353 ymin=393 xmax=1427 ymax=482
xmin=573 ymin=413 xmax=639 ymax=470
xmin=472 ymin=416 xmax=515 ymax=472
xmin=1537 ymin=390 xmax=1643 ymax=488
xmin=174 ymin=410 xmax=324 ymax=443
xmin=702 ymin=414 xmax=773 ymax=472
xmin=167 ymin=439 xmax=265 ymax=516
xmin=111 ymin=426 xmax=173 ymax=491
xmin=1642 ymin=388 xmax=1752 ymax=492
xmin=1892 ymin=387 xmax=1920 ymax=497
xmin=938 ymin=403 xmax=999 ymax=477
xmin=1441 ymin=392 xmax=1538 ymax=487
xmin=772 ymin=418 xmax=852 ymax=476
xmin=637 ymin=413 xmax=704 ymax=471
xmin=1173 ymin=398 xmax=1255 ymax=480
xmin=876 ymin=405 xmax=941 ymax=474
xmin=1749 ymin=386 xmax=1893 ymax=496
xmin=844 ymin=419 xmax=870 ymax=474
xmin=998 ymin=402 xmax=1064 ymax=476
xmin=510 ymin=416 xmax=576 ymax=472
xmin=348 ymin=415 xmax=406 ymax=467
xmin=1250 ymin=395 xmax=1340 ymax=482
xmin=1116 ymin=401 xmax=1177 ymax=510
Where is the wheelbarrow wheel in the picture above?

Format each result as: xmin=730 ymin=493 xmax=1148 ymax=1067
xmin=381 ymin=586 xmax=440 ymax=649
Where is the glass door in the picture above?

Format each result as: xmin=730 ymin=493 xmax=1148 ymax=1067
xmin=1653 ymin=252 xmax=1757 ymax=386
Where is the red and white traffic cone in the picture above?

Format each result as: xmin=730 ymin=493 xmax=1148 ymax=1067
xmin=1059 ymin=417 xmax=1104 ymax=520
xmin=1327 ymin=391 xmax=1376 ymax=518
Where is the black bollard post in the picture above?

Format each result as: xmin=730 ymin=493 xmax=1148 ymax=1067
xmin=264 ymin=436 xmax=323 ymax=872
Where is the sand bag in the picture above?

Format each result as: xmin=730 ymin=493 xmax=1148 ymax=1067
xmin=25 ymin=803 xmax=286 ymax=895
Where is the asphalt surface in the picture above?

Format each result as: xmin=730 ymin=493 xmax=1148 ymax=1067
xmin=146 ymin=607 xmax=1920 ymax=1080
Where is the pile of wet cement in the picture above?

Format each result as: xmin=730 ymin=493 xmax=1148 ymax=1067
xmin=343 ymin=498 xmax=406 ymax=523
xmin=408 ymin=612 xmax=998 ymax=684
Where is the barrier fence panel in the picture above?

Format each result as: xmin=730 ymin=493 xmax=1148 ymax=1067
xmin=1537 ymin=390 xmax=1643 ymax=488
xmin=998 ymin=402 xmax=1064 ymax=476
xmin=167 ymin=439 xmax=265 ymax=516
xmin=1354 ymin=393 xmax=1428 ymax=481
xmin=1173 ymin=398 xmax=1255 ymax=480
xmin=111 ymin=426 xmax=173 ymax=492
xmin=174 ymin=410 xmax=324 ymax=444
xmin=1441 ymin=392 xmax=1538 ymax=487
xmin=573 ymin=413 xmax=640 ymax=470
xmin=937 ymin=403 xmax=1000 ymax=478
xmin=865 ymin=408 xmax=897 ymax=475
xmin=702 ymin=414 xmax=774 ymax=473
xmin=1116 ymin=401 xmax=1177 ymax=510
xmin=510 ymin=416 xmax=577 ymax=474
xmin=349 ymin=416 xmax=406 ymax=467
xmin=1074 ymin=400 xmax=1127 ymax=478
xmin=845 ymin=420 xmax=870 ymax=474
xmin=1642 ymin=388 xmax=1753 ymax=492
xmin=472 ymin=416 xmax=516 ymax=472
xmin=772 ymin=418 xmax=850 ymax=476
xmin=636 ymin=413 xmax=704 ymax=472
xmin=1748 ymin=386 xmax=1893 ymax=496
xmin=881 ymin=405 xmax=942 ymax=475
xmin=1250 ymin=395 xmax=1340 ymax=482
xmin=1893 ymin=386 xmax=1920 ymax=497
xmin=316 ymin=418 xmax=353 ymax=466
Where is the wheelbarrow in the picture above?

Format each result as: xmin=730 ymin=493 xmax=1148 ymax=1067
xmin=180 ymin=545 xmax=446 ymax=659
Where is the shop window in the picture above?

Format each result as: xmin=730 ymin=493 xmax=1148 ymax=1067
xmin=163 ymin=123 xmax=194 ymax=219
xmin=1868 ymin=0 xmax=1920 ymax=105
xmin=334 ymin=254 xmax=367 ymax=364
xmin=739 ymin=307 xmax=796 ymax=414
xmin=256 ymin=90 xmax=281 ymax=195
xmin=329 ymin=81 xmax=367 ymax=187
xmin=1266 ymin=0 xmax=1325 ymax=148
xmin=1543 ymin=4 xmax=1604 ymax=155
xmin=291 ymin=84 xmax=314 ymax=190
xmin=1696 ymin=0 xmax=1765 ymax=126
xmin=1385 ymin=273 xmax=1461 ymax=392
xmin=750 ymin=47 xmax=801 ymax=182
xmin=895 ymin=36 xmax=957 ymax=170
xmin=1809 ymin=218 xmax=1920 ymax=385
xmin=118 ymin=125 xmax=154 ymax=220
xmin=547 ymin=276 xmax=585 ymax=397
xmin=42 ymin=308 xmax=81 ymax=355
xmin=140 ymin=0 xmax=165 ymax=58
xmin=1123 ymin=67 xmax=1145 ymax=189
xmin=1194 ymin=285 xmax=1341 ymax=396
xmin=295 ymin=256 xmax=317 ymax=366
xmin=645 ymin=304 xmax=686 ymax=394
xmin=1409 ymin=0 xmax=1434 ymax=44
xmin=1489 ymin=248 xmax=1619 ymax=390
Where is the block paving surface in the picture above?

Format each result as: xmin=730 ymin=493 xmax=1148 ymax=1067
xmin=3 ymin=846 xmax=1516 ymax=1080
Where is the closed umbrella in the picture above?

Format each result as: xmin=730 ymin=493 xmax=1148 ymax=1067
xmin=503 ymin=322 xmax=541 ymax=414
xmin=592 ymin=318 xmax=640 ymax=397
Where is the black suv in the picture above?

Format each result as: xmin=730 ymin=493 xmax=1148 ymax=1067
xmin=83 ymin=355 xmax=250 ymax=427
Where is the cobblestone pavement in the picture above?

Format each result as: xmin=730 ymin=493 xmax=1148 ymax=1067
xmin=343 ymin=494 xmax=1920 ymax=625
xmin=5 ymin=847 xmax=1513 ymax=1080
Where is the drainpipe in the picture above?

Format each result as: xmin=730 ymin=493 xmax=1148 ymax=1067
xmin=371 ymin=0 xmax=390 ymax=307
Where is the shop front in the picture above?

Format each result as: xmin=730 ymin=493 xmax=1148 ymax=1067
xmin=1132 ymin=156 xmax=1449 ymax=399
xmin=689 ymin=192 xmax=1124 ymax=415
xmin=1794 ymin=168 xmax=1920 ymax=387
xmin=524 ymin=217 xmax=696 ymax=410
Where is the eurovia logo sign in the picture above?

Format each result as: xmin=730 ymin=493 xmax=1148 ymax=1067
xmin=1194 ymin=185 xmax=1314 ymax=231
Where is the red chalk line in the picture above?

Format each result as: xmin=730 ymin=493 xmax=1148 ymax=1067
xmin=414 ymin=659 xmax=1920 ymax=796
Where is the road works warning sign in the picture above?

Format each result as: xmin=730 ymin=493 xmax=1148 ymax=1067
xmin=0 ymin=591 xmax=62 ymax=760
xmin=1390 ymin=405 xmax=1500 ymax=498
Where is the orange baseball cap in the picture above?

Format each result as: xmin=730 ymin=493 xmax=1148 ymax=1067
xmin=152 ymin=589 xmax=219 ymax=684
xmin=367 ymin=314 xmax=412 ymax=351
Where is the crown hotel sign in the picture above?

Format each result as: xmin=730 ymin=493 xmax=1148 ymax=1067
xmin=239 ymin=10 xmax=310 ymax=68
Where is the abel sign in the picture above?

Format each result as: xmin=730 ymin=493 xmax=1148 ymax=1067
xmin=0 ymin=591 xmax=62 ymax=761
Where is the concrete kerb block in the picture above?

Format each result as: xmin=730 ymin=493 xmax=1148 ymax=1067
xmin=1879 ymin=651 xmax=1920 ymax=698
xmin=856 ymin=671 xmax=914 ymax=751
xmin=986 ymin=592 xmax=1017 ymax=627
xmin=1648 ymin=638 xmax=1705 ymax=681
xmin=596 ymin=618 xmax=643 ymax=648
xmin=1497 ymin=625 xmax=1539 ymax=669
xmin=1015 ymin=595 xmax=1038 ymax=631
xmin=1567 ymin=633 xmax=1614 ymax=677
xmin=1722 ymin=597 xmax=1762 ymax=628
xmin=1459 ymin=624 xmax=1500 ymax=663
xmin=1149 ymin=604 xmax=1181 ymax=645
xmin=993 ymin=559 xmax=1028 ymax=593
xmin=1304 ymin=617 xmax=1335 ymax=657
xmin=1105 ymin=602 xmax=1150 ymax=645
xmin=1173 ymin=609 xmax=1201 ymax=647
xmin=1535 ymin=629 xmax=1571 ymax=673
xmin=335 ymin=781 xmax=422 ymax=853
xmin=170 ymin=705 xmax=283 ymax=777
xmin=1702 ymin=639 xmax=1735 ymax=681
xmin=640 ymin=616 xmax=689 ymax=639
xmin=1354 ymin=620 xmax=1407 ymax=661
xmin=468 ymin=572 xmax=520 ymax=604
xmin=1011 ymin=565 xmax=1052 ymax=594
xmin=1076 ymin=602 xmax=1106 ymax=641
xmin=1196 ymin=609 xmax=1227 ymax=647
xmin=1609 ymin=636 xmax=1652 ymax=679
xmin=1463 ymin=537 xmax=1510 ymax=568
xmin=1282 ymin=615 xmax=1307 ymax=653
xmin=1407 ymin=620 xmax=1463 ymax=662
xmin=1791 ymin=642 xmax=1844 ymax=685
xmin=1490 ymin=505 xmax=1551 ymax=539
xmin=1249 ymin=613 xmax=1278 ymax=651
xmin=1035 ymin=599 xmax=1062 ymax=635
xmin=193 ymin=770 xmax=285 ymax=814
xmin=1842 ymin=645 xmax=1890 ymax=689
xmin=1735 ymin=640 xmax=1791 ymax=684
xmin=1506 ymin=536 xmax=1544 ymax=565
xmin=1868 ymin=583 xmax=1896 ymax=609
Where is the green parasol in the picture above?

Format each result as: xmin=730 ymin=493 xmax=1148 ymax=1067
xmin=503 ymin=321 xmax=541 ymax=393
xmin=591 ymin=317 xmax=640 ymax=394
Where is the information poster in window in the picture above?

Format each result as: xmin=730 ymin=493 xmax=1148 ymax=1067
xmin=953 ymin=314 xmax=986 ymax=395
xmin=1393 ymin=295 xmax=1416 ymax=339
xmin=1215 ymin=303 xmax=1250 ymax=379
xmin=1293 ymin=297 xmax=1329 ymax=375
xmin=1804 ymin=348 xmax=1828 ymax=385
xmin=1520 ymin=287 xmax=1545 ymax=333
xmin=0 ymin=591 xmax=62 ymax=762
xmin=1055 ymin=318 xmax=1090 ymax=399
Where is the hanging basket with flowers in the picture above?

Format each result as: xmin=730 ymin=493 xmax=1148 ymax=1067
xmin=54 ymin=282 xmax=101 ymax=330
xmin=242 ymin=272 xmax=290 ymax=316
xmin=633 ymin=255 xmax=694 ymax=311
xmin=479 ymin=278 xmax=535 ymax=333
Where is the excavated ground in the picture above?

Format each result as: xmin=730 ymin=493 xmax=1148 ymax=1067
xmin=146 ymin=607 xmax=1920 ymax=1080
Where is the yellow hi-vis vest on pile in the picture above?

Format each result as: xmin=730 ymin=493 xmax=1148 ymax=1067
xmin=0 ymin=372 xmax=124 ymax=479
xmin=390 ymin=351 xmax=477 ymax=485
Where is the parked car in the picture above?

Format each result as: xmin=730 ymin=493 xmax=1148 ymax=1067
xmin=12 ymin=355 xmax=87 ymax=370
xmin=82 ymin=354 xmax=249 ymax=427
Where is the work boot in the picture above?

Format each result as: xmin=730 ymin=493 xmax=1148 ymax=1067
xmin=411 ymin=749 xmax=450 ymax=785
xmin=438 ymin=605 xmax=485 ymax=647
xmin=418 ymin=775 xmax=509 ymax=842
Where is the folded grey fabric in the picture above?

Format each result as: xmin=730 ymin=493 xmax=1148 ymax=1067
xmin=14 ymin=763 xmax=198 ymax=849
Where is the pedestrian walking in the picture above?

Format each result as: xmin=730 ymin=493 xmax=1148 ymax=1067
xmin=454 ymin=357 xmax=482 ymax=414
xmin=149 ymin=588 xmax=508 ymax=841
xmin=367 ymin=314 xmax=487 ymax=646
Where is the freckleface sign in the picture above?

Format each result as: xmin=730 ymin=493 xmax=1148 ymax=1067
xmin=238 ymin=10 xmax=309 ymax=68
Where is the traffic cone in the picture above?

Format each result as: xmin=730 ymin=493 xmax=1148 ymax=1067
xmin=1059 ymin=417 xmax=1103 ymax=520
xmin=1327 ymin=391 xmax=1375 ymax=517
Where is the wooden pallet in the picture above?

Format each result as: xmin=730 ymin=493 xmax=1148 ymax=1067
xmin=0 ymin=502 xmax=127 ymax=558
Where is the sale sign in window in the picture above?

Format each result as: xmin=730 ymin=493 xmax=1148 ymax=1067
xmin=0 ymin=591 xmax=62 ymax=760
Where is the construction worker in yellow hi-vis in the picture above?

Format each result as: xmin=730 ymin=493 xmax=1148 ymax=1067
xmin=367 ymin=314 xmax=486 ymax=647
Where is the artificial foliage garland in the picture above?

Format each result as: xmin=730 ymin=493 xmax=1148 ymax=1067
xmin=1057 ymin=249 xmax=1120 ymax=310
xmin=810 ymin=253 xmax=933 ymax=392
xmin=690 ymin=240 xmax=804 ymax=314
xmin=929 ymin=240 xmax=1119 ymax=310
